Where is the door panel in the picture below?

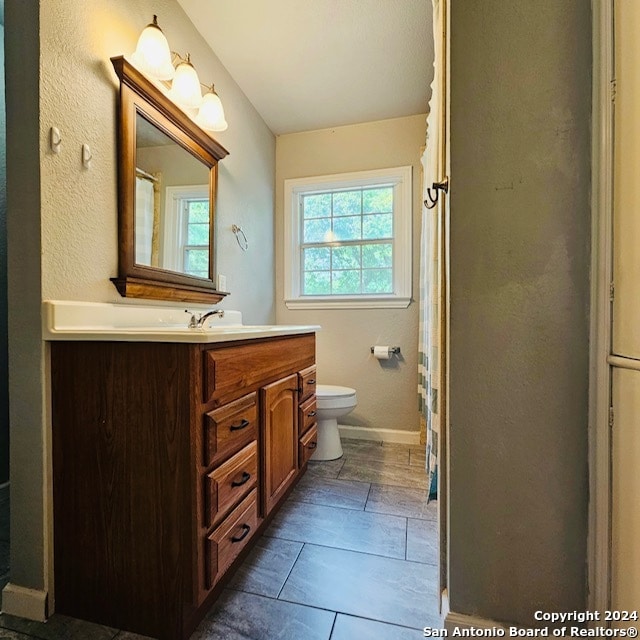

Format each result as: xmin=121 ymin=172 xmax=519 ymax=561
xmin=611 ymin=368 xmax=640 ymax=616
xmin=612 ymin=0 xmax=640 ymax=358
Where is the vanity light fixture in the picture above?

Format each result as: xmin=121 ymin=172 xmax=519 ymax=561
xmin=130 ymin=15 xmax=175 ymax=81
xmin=168 ymin=54 xmax=203 ymax=109
xmin=130 ymin=17 xmax=228 ymax=132
xmin=196 ymin=85 xmax=228 ymax=132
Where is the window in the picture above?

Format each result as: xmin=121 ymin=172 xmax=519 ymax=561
xmin=162 ymin=185 xmax=210 ymax=278
xmin=284 ymin=166 xmax=412 ymax=309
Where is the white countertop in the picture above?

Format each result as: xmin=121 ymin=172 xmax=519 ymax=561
xmin=43 ymin=301 xmax=319 ymax=343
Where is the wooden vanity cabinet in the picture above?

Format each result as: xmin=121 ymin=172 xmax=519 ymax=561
xmin=51 ymin=333 xmax=315 ymax=640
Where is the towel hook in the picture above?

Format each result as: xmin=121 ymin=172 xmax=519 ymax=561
xmin=231 ymin=224 xmax=248 ymax=251
xmin=424 ymin=177 xmax=449 ymax=209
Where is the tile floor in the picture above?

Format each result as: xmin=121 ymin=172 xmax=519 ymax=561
xmin=0 ymin=439 xmax=440 ymax=639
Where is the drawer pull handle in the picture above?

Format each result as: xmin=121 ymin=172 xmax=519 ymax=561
xmin=307 ymin=379 xmax=316 ymax=385
xmin=231 ymin=471 xmax=251 ymax=487
xmin=231 ymin=524 xmax=251 ymax=543
xmin=308 ymin=441 xmax=317 ymax=450
xmin=230 ymin=419 xmax=250 ymax=431
xmin=308 ymin=410 xmax=317 ymax=418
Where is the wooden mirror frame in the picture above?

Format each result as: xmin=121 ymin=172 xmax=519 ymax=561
xmin=110 ymin=56 xmax=230 ymax=304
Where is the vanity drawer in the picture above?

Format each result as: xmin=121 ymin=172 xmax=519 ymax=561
xmin=203 ymin=335 xmax=315 ymax=406
xmin=203 ymin=393 xmax=257 ymax=466
xmin=206 ymin=489 xmax=258 ymax=589
xmin=298 ymin=396 xmax=317 ymax=437
xmin=298 ymin=365 xmax=317 ymax=402
xmin=205 ymin=441 xmax=258 ymax=529
xmin=299 ymin=424 xmax=318 ymax=468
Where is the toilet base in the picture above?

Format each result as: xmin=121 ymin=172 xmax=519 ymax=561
xmin=311 ymin=417 xmax=343 ymax=461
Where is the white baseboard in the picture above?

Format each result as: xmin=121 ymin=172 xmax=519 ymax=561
xmin=339 ymin=424 xmax=421 ymax=445
xmin=1 ymin=583 xmax=48 ymax=621
xmin=445 ymin=610 xmax=507 ymax=633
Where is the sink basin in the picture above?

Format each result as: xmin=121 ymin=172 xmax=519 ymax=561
xmin=42 ymin=301 xmax=320 ymax=343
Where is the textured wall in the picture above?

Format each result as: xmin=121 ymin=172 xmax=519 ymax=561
xmin=448 ymin=0 xmax=591 ymax=624
xmin=5 ymin=0 xmax=276 ymax=602
xmin=275 ymin=116 xmax=427 ymax=435
xmin=38 ymin=0 xmax=275 ymax=322
xmin=0 ymin=23 xmax=8 ymax=486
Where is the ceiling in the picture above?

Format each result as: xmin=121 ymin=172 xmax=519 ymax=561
xmin=177 ymin=0 xmax=433 ymax=135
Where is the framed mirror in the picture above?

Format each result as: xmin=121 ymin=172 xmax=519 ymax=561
xmin=110 ymin=56 xmax=229 ymax=303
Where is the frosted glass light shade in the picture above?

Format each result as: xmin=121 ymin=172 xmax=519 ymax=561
xmin=196 ymin=89 xmax=228 ymax=132
xmin=131 ymin=16 xmax=175 ymax=81
xmin=169 ymin=58 xmax=202 ymax=109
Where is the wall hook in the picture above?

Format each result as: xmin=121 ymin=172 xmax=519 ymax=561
xmin=424 ymin=177 xmax=449 ymax=209
xmin=231 ymin=224 xmax=248 ymax=251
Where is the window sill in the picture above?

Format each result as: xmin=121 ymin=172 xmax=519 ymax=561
xmin=284 ymin=296 xmax=412 ymax=310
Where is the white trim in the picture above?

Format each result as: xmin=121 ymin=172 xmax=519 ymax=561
xmin=1 ymin=584 xmax=48 ymax=620
xmin=588 ymin=0 xmax=614 ymax=614
xmin=285 ymin=296 xmax=411 ymax=310
xmin=445 ymin=611 xmax=508 ymax=633
xmin=283 ymin=166 xmax=412 ymax=309
xmin=338 ymin=424 xmax=420 ymax=445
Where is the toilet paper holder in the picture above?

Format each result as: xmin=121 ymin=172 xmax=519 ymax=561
xmin=370 ymin=346 xmax=401 ymax=355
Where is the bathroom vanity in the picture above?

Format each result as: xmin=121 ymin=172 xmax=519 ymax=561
xmin=46 ymin=302 xmax=319 ymax=640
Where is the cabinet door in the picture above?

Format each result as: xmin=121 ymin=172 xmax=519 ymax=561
xmin=261 ymin=374 xmax=298 ymax=516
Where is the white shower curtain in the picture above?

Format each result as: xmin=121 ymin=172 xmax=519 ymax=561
xmin=419 ymin=0 xmax=444 ymax=494
xmin=135 ymin=176 xmax=155 ymax=266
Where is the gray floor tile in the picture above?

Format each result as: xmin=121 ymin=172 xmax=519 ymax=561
xmin=265 ymin=500 xmax=407 ymax=559
xmin=305 ymin=458 xmax=345 ymax=479
xmin=406 ymin=518 xmax=438 ymax=565
xmin=365 ymin=484 xmax=436 ymax=520
xmin=0 ymin=629 xmax=36 ymax=640
xmin=331 ymin=614 xmax=425 ymax=640
xmin=290 ymin=475 xmax=370 ymax=511
xmin=228 ymin=537 xmax=303 ymax=598
xmin=341 ymin=440 xmax=410 ymax=465
xmin=192 ymin=589 xmax=334 ymax=640
xmin=0 ymin=613 xmax=117 ymax=640
xmin=338 ymin=458 xmax=428 ymax=490
xmin=279 ymin=544 xmax=440 ymax=629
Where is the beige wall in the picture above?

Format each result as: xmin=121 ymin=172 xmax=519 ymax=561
xmin=275 ymin=115 xmax=427 ymax=436
xmin=5 ymin=0 xmax=275 ymax=603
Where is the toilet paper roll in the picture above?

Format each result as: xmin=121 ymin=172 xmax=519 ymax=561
xmin=373 ymin=345 xmax=392 ymax=360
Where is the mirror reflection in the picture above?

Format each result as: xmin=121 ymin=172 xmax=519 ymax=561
xmin=135 ymin=113 xmax=211 ymax=278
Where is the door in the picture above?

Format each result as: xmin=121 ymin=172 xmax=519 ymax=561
xmin=610 ymin=0 xmax=640 ymax=615
xmin=261 ymin=374 xmax=298 ymax=516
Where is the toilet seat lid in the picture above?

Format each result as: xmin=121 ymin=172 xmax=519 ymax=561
xmin=316 ymin=384 xmax=356 ymax=399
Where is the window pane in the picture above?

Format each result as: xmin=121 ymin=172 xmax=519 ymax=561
xmin=188 ymin=201 xmax=209 ymax=223
xmin=332 ymin=245 xmax=361 ymax=270
xmin=332 ymin=190 xmax=361 ymax=216
xmin=363 ymin=213 xmax=393 ymax=239
xmin=303 ymin=193 xmax=331 ymax=219
xmin=332 ymin=216 xmax=361 ymax=241
xmin=187 ymin=222 xmax=209 ymax=245
xmin=304 ymin=247 xmax=331 ymax=271
xmin=304 ymin=271 xmax=331 ymax=295
xmin=362 ymin=243 xmax=392 ymax=268
xmin=363 ymin=268 xmax=393 ymax=293
xmin=185 ymin=249 xmax=209 ymax=277
xmin=304 ymin=217 xmax=331 ymax=243
xmin=332 ymin=269 xmax=361 ymax=294
xmin=363 ymin=187 xmax=393 ymax=214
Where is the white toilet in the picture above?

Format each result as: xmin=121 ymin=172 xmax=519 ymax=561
xmin=312 ymin=384 xmax=357 ymax=461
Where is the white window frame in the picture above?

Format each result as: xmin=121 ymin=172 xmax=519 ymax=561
xmin=163 ymin=184 xmax=209 ymax=275
xmin=284 ymin=166 xmax=412 ymax=309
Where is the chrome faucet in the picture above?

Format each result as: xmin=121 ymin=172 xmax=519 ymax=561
xmin=185 ymin=308 xmax=225 ymax=329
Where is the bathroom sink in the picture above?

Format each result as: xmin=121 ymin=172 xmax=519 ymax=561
xmin=43 ymin=301 xmax=320 ymax=343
